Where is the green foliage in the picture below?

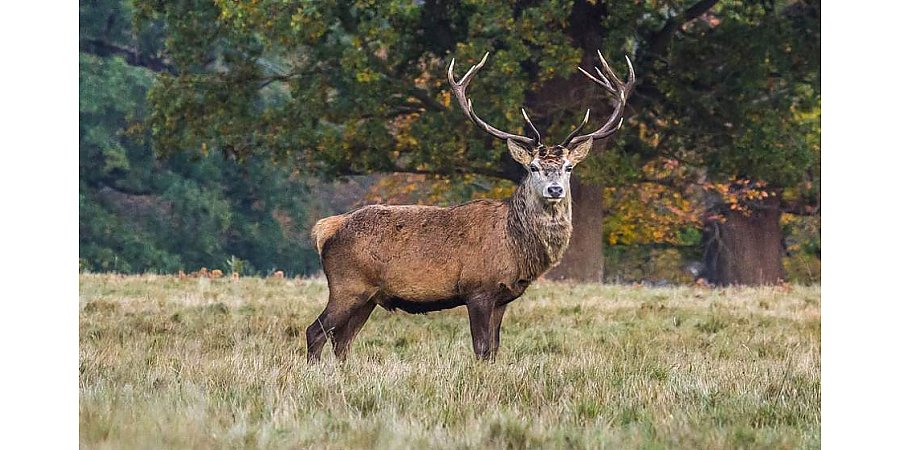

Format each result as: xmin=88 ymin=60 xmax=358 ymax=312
xmin=648 ymin=0 xmax=821 ymax=188
xmin=160 ymin=178 xmax=233 ymax=263
xmin=79 ymin=188 xmax=183 ymax=273
xmin=80 ymin=51 xmax=322 ymax=274
xmin=132 ymin=0 xmax=819 ymax=191
xmin=134 ymin=0 xmax=608 ymax=178
xmin=224 ymin=255 xmax=253 ymax=276
xmin=80 ymin=1 xmax=336 ymax=275
xmin=79 ymin=54 xmax=153 ymax=184
xmin=782 ymin=213 xmax=820 ymax=284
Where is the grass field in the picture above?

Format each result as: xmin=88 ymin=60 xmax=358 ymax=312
xmin=79 ymin=274 xmax=820 ymax=449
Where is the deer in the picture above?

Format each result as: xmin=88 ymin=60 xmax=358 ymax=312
xmin=306 ymin=50 xmax=634 ymax=362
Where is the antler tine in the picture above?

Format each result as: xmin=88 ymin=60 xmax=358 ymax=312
xmin=521 ymin=108 xmax=542 ymax=145
xmin=561 ymin=109 xmax=591 ymax=147
xmin=448 ymin=54 xmax=489 ymax=124
xmin=566 ymin=50 xmax=636 ymax=146
xmin=449 ymin=52 xmax=489 ymax=90
xmin=577 ymin=66 xmax=615 ymax=95
xmin=624 ymin=54 xmax=636 ymax=92
xmin=594 ymin=66 xmax=616 ymax=91
xmin=597 ymin=49 xmax=623 ymax=87
xmin=448 ymin=53 xmax=536 ymax=145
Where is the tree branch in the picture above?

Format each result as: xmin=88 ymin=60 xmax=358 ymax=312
xmin=327 ymin=161 xmax=514 ymax=182
xmin=333 ymin=138 xmax=521 ymax=182
xmin=80 ymin=38 xmax=175 ymax=74
xmin=406 ymin=86 xmax=449 ymax=113
xmin=387 ymin=163 xmax=514 ymax=181
xmin=645 ymin=0 xmax=721 ymax=58
xmin=780 ymin=199 xmax=819 ymax=216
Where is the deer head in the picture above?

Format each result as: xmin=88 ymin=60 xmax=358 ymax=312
xmin=448 ymin=50 xmax=635 ymax=204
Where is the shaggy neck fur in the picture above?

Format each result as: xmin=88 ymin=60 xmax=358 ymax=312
xmin=506 ymin=181 xmax=573 ymax=281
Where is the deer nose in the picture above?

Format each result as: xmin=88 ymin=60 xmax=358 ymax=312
xmin=547 ymin=184 xmax=564 ymax=198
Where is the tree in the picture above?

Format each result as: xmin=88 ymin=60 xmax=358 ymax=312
xmin=79 ymin=1 xmax=326 ymax=275
xmin=635 ymin=1 xmax=820 ymax=284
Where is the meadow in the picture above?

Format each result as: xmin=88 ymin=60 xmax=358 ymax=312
xmin=79 ymin=274 xmax=820 ymax=449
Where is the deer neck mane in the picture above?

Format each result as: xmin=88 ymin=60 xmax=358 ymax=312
xmin=506 ymin=182 xmax=573 ymax=281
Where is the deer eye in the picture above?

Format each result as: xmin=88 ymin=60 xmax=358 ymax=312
xmin=530 ymin=164 xmax=540 ymax=173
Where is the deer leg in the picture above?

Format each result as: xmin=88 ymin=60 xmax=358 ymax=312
xmin=332 ymin=300 xmax=377 ymax=361
xmin=306 ymin=286 xmax=373 ymax=364
xmin=490 ymin=304 xmax=508 ymax=356
xmin=305 ymin=306 xmax=338 ymax=364
xmin=466 ymin=298 xmax=496 ymax=360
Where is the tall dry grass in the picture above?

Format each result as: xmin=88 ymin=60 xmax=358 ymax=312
xmin=80 ymin=274 xmax=820 ymax=449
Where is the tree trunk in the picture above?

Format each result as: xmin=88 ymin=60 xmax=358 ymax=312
xmin=547 ymin=176 xmax=605 ymax=282
xmin=701 ymin=198 xmax=784 ymax=285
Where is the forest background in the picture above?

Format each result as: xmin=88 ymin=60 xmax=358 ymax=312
xmin=79 ymin=0 xmax=820 ymax=285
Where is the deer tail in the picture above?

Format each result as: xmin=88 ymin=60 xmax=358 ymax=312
xmin=310 ymin=215 xmax=347 ymax=255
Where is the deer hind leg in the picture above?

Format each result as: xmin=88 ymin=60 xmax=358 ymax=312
xmin=332 ymin=299 xmax=377 ymax=361
xmin=305 ymin=307 xmax=334 ymax=364
xmin=306 ymin=284 xmax=375 ymax=364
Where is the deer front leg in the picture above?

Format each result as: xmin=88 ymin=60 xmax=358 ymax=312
xmin=466 ymin=298 xmax=496 ymax=360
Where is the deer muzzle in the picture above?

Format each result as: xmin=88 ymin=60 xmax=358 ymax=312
xmin=544 ymin=183 xmax=565 ymax=201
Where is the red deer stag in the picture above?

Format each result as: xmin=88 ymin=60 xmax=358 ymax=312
xmin=307 ymin=50 xmax=634 ymax=362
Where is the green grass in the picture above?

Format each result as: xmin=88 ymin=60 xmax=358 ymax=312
xmin=79 ymin=274 xmax=820 ymax=449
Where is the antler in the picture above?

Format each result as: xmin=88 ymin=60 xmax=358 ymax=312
xmin=448 ymin=52 xmax=537 ymax=147
xmin=562 ymin=50 xmax=636 ymax=147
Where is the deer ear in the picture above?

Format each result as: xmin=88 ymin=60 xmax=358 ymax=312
xmin=567 ymin=138 xmax=594 ymax=165
xmin=506 ymin=139 xmax=534 ymax=165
